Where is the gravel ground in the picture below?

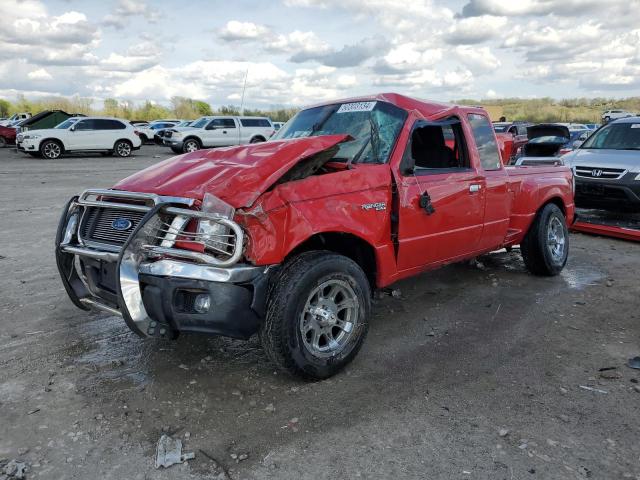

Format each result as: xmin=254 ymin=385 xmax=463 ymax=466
xmin=1 ymin=145 xmax=639 ymax=480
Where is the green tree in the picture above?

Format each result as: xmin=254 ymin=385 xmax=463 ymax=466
xmin=193 ymin=100 xmax=212 ymax=116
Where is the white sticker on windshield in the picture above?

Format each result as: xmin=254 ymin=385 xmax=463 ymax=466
xmin=631 ymin=124 xmax=640 ymax=128
xmin=336 ymin=102 xmax=377 ymax=114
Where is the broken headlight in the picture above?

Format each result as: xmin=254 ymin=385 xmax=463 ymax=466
xmin=197 ymin=193 xmax=236 ymax=254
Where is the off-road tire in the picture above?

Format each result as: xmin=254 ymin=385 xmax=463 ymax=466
xmin=521 ymin=203 xmax=569 ymax=276
xmin=113 ymin=140 xmax=132 ymax=157
xmin=182 ymin=138 xmax=201 ymax=153
xmin=40 ymin=140 xmax=62 ymax=159
xmin=260 ymin=251 xmax=371 ymax=380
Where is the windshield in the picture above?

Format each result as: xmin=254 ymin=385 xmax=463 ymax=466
xmin=272 ymin=101 xmax=407 ymax=164
xmin=190 ymin=117 xmax=210 ymax=129
xmin=55 ymin=119 xmax=78 ymax=129
xmin=581 ymin=122 xmax=640 ymax=150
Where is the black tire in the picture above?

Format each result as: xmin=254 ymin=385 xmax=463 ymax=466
xmin=250 ymin=136 xmax=265 ymax=144
xmin=604 ymin=116 xmax=610 ymax=123
xmin=40 ymin=139 xmax=62 ymax=159
xmin=139 ymin=134 xmax=148 ymax=144
xmin=114 ymin=140 xmax=132 ymax=157
xmin=182 ymin=138 xmax=201 ymax=153
xmin=171 ymin=146 xmax=182 ymax=154
xmin=0 ymin=136 xmax=7 ymax=148
xmin=521 ymin=203 xmax=569 ymax=276
xmin=260 ymin=251 xmax=371 ymax=380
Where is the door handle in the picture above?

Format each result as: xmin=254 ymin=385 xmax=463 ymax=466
xmin=469 ymin=184 xmax=482 ymax=193
xmin=222 ymin=130 xmax=227 ymax=134
xmin=419 ymin=191 xmax=435 ymax=215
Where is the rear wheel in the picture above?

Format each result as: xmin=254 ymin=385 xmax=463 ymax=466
xmin=0 ymin=136 xmax=7 ymax=148
xmin=114 ymin=140 xmax=132 ymax=157
xmin=182 ymin=138 xmax=200 ymax=153
xmin=521 ymin=203 xmax=569 ymax=276
xmin=40 ymin=140 xmax=62 ymax=159
xmin=139 ymin=134 xmax=148 ymax=144
xmin=260 ymin=251 xmax=370 ymax=380
xmin=250 ymin=136 xmax=265 ymax=144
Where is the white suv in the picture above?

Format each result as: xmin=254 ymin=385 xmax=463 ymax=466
xmin=18 ymin=117 xmax=142 ymax=159
xmin=163 ymin=116 xmax=274 ymax=153
xmin=602 ymin=110 xmax=634 ymax=123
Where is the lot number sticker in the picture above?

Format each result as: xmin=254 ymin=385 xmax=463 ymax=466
xmin=337 ymin=102 xmax=377 ymax=113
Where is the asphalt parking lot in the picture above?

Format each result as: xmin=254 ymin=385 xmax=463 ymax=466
xmin=1 ymin=145 xmax=639 ymax=480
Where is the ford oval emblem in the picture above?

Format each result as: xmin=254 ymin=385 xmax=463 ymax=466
xmin=111 ymin=218 xmax=133 ymax=231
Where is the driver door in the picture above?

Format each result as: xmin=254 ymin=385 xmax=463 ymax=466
xmin=394 ymin=117 xmax=486 ymax=271
xmin=67 ymin=119 xmax=98 ymax=150
xmin=202 ymin=118 xmax=238 ymax=147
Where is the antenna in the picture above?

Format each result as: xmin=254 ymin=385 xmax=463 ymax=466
xmin=239 ymin=66 xmax=249 ymax=115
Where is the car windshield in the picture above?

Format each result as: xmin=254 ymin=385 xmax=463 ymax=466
xmin=56 ymin=119 xmax=78 ymax=129
xmin=580 ymin=122 xmax=640 ymax=150
xmin=190 ymin=117 xmax=209 ymax=128
xmin=272 ymin=101 xmax=407 ymax=164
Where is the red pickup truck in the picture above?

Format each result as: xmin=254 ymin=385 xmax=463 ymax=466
xmin=56 ymin=93 xmax=574 ymax=379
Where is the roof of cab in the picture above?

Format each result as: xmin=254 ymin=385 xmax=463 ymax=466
xmin=611 ymin=116 xmax=640 ymax=124
xmin=305 ymin=92 xmax=487 ymax=120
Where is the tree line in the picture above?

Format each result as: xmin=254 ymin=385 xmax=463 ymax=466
xmin=0 ymin=95 xmax=299 ymax=122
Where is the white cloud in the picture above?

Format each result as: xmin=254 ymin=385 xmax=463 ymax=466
xmin=27 ymin=68 xmax=52 ymax=80
xmin=219 ymin=21 xmax=270 ymax=41
xmin=445 ymin=15 xmax=507 ymax=44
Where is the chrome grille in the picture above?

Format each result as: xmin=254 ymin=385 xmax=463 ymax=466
xmin=80 ymin=207 xmax=147 ymax=247
xmin=575 ymin=166 xmax=626 ymax=179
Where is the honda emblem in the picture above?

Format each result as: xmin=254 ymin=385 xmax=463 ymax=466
xmin=591 ymin=169 xmax=603 ymax=177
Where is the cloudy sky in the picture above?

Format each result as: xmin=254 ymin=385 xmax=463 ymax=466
xmin=1 ymin=0 xmax=640 ymax=109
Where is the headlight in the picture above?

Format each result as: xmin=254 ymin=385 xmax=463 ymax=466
xmin=24 ymin=134 xmax=41 ymax=140
xmin=172 ymin=132 xmax=183 ymax=138
xmin=197 ymin=193 xmax=236 ymax=253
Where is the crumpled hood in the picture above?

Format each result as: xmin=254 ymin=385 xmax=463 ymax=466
xmin=113 ymin=134 xmax=351 ymax=208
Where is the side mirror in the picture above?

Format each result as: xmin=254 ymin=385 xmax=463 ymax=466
xmin=70 ymin=126 xmax=76 ymax=132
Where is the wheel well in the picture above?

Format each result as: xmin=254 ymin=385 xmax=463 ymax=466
xmin=115 ymin=138 xmax=132 ymax=146
xmin=251 ymin=135 xmax=266 ymax=142
xmin=40 ymin=138 xmax=65 ymax=152
xmin=287 ymin=232 xmax=377 ymax=289
xmin=543 ymin=197 xmax=566 ymax=216
xmin=183 ymin=136 xmax=201 ymax=146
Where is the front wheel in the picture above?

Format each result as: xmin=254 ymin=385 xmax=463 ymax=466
xmin=40 ymin=140 xmax=62 ymax=159
xmin=260 ymin=251 xmax=371 ymax=380
xmin=182 ymin=138 xmax=200 ymax=153
xmin=521 ymin=203 xmax=569 ymax=276
xmin=114 ymin=140 xmax=132 ymax=157
xmin=0 ymin=136 xmax=7 ymax=148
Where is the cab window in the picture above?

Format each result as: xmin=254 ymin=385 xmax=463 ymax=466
xmin=467 ymin=113 xmax=501 ymax=171
xmin=401 ymin=118 xmax=469 ymax=174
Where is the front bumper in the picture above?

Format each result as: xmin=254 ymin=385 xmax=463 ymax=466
xmin=163 ymin=138 xmax=183 ymax=148
xmin=18 ymin=138 xmax=38 ymax=151
xmin=55 ymin=190 xmax=271 ymax=340
xmin=575 ymin=172 xmax=640 ymax=210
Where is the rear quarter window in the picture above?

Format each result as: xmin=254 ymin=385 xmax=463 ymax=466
xmin=240 ymin=118 xmax=271 ymax=127
xmin=467 ymin=113 xmax=501 ymax=171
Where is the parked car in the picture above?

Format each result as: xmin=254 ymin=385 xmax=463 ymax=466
xmin=153 ymin=120 xmax=192 ymax=144
xmin=585 ymin=124 xmax=600 ymax=130
xmin=55 ymin=93 xmax=574 ymax=379
xmin=0 ymin=124 xmax=17 ymax=147
xmin=18 ymin=117 xmax=142 ymax=159
xmin=0 ymin=112 xmax=31 ymax=127
xmin=512 ymin=124 xmax=571 ymax=166
xmin=273 ymin=121 xmax=285 ymax=131
xmin=559 ymin=129 xmax=592 ymax=155
xmin=563 ymin=116 xmax=640 ymax=212
xmin=602 ymin=110 xmax=634 ymax=123
xmin=163 ymin=116 xmax=274 ymax=153
xmin=129 ymin=121 xmax=156 ymax=144
xmin=493 ymin=121 xmax=530 ymax=163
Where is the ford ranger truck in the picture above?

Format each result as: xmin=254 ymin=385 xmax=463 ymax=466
xmin=56 ymin=93 xmax=575 ymax=380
